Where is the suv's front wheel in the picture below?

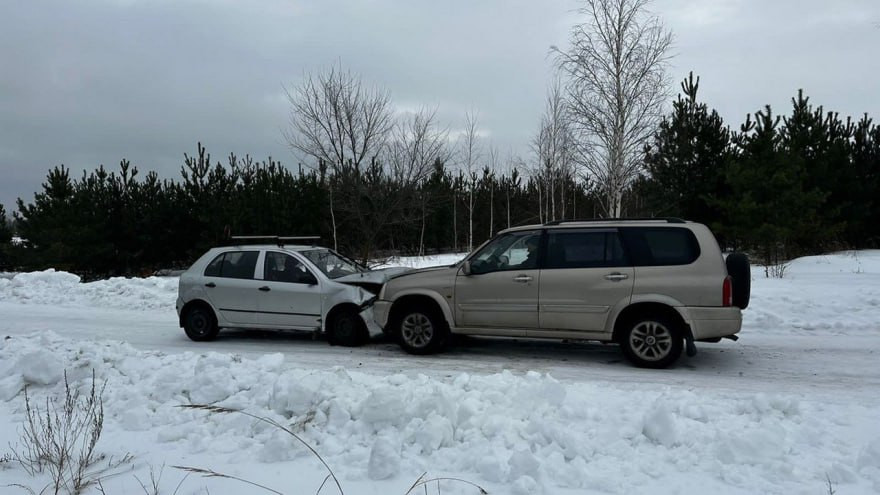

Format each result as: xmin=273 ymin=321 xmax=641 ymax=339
xmin=395 ymin=304 xmax=449 ymax=355
xmin=619 ymin=315 xmax=683 ymax=368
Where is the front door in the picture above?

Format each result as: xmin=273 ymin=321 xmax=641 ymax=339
xmin=538 ymin=229 xmax=634 ymax=333
xmin=257 ymin=251 xmax=323 ymax=329
xmin=454 ymin=230 xmax=542 ymax=329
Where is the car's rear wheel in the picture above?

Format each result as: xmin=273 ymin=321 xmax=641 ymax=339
xmin=396 ymin=304 xmax=449 ymax=355
xmin=327 ymin=308 xmax=367 ymax=347
xmin=619 ymin=315 xmax=682 ymax=368
xmin=183 ymin=305 xmax=219 ymax=341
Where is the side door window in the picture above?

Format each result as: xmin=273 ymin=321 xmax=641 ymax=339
xmin=470 ymin=231 xmax=543 ymax=274
xmin=204 ymin=251 xmax=260 ymax=279
xmin=546 ymin=231 xmax=627 ymax=269
xmin=620 ymin=227 xmax=700 ymax=266
xmin=264 ymin=252 xmax=317 ymax=285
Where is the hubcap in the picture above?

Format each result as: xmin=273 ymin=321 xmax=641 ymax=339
xmin=629 ymin=321 xmax=673 ymax=361
xmin=336 ymin=317 xmax=354 ymax=337
xmin=191 ymin=312 xmax=208 ymax=335
xmin=401 ymin=313 xmax=434 ymax=348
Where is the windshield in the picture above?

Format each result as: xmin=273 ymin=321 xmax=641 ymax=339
xmin=300 ymin=248 xmax=366 ymax=279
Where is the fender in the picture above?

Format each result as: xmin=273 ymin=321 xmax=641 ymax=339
xmin=390 ymin=288 xmax=455 ymax=328
xmin=606 ymin=293 xmax=691 ymax=333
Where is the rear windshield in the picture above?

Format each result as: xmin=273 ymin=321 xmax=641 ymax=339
xmin=620 ymin=227 xmax=700 ymax=266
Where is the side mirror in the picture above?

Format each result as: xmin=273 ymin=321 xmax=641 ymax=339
xmin=460 ymin=260 xmax=471 ymax=276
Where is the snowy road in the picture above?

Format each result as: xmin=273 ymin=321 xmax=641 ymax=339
xmin=2 ymin=252 xmax=880 ymax=494
xmin=2 ymin=301 xmax=877 ymax=401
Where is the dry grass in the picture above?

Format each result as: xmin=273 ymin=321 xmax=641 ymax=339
xmin=177 ymin=404 xmax=489 ymax=495
xmin=7 ymin=369 xmax=131 ymax=494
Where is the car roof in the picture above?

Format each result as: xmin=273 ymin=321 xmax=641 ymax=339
xmin=498 ymin=218 xmax=694 ymax=234
xmin=215 ymin=244 xmax=324 ymax=253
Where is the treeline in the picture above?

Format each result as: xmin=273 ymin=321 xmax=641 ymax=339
xmin=1 ymin=78 xmax=878 ymax=276
xmin=640 ymin=74 xmax=880 ymax=266
xmin=1 ymin=144 xmax=598 ymax=276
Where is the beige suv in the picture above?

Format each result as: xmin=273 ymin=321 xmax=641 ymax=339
xmin=373 ymin=218 xmax=750 ymax=368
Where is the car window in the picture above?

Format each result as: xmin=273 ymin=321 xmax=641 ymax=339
xmin=264 ymin=252 xmax=316 ymax=284
xmin=546 ymin=231 xmax=627 ymax=269
xmin=620 ymin=227 xmax=700 ymax=266
xmin=470 ymin=231 xmax=542 ymax=274
xmin=203 ymin=251 xmax=259 ymax=279
xmin=300 ymin=248 xmax=364 ymax=279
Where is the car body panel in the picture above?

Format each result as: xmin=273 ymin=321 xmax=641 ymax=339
xmin=537 ymin=266 xmax=634 ymax=333
xmin=454 ymin=268 xmax=541 ymax=328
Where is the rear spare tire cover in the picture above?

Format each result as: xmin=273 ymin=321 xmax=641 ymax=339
xmin=726 ymin=252 xmax=751 ymax=309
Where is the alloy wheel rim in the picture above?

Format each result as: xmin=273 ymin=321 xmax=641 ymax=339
xmin=629 ymin=321 xmax=673 ymax=361
xmin=401 ymin=313 xmax=434 ymax=348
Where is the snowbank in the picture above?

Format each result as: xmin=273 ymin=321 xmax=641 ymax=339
xmin=1 ymin=332 xmax=878 ymax=494
xmin=0 ymin=269 xmax=178 ymax=311
xmin=747 ymin=250 xmax=880 ymax=336
xmin=372 ymin=253 xmax=466 ymax=270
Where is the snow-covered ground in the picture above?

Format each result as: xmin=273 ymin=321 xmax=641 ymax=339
xmin=1 ymin=252 xmax=880 ymax=494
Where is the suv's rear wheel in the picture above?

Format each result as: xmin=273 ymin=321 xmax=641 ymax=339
xmin=619 ymin=315 xmax=682 ymax=368
xmin=396 ymin=304 xmax=449 ymax=355
xmin=183 ymin=305 xmax=219 ymax=341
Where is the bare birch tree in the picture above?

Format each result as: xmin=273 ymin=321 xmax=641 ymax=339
xmin=458 ymin=110 xmax=482 ymax=252
xmin=532 ymin=78 xmax=575 ymax=222
xmin=554 ymin=0 xmax=672 ymax=217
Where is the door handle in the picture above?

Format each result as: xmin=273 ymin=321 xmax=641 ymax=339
xmin=604 ymin=272 xmax=629 ymax=281
xmin=258 ymin=286 xmax=271 ymax=292
xmin=513 ymin=274 xmax=533 ymax=283
xmin=204 ymin=282 xmax=216 ymax=288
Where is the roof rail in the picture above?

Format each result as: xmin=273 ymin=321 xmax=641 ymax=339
xmin=543 ymin=217 xmax=685 ymax=226
xmin=229 ymin=235 xmax=321 ymax=247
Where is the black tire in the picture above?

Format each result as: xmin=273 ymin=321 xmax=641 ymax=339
xmin=726 ymin=252 xmax=751 ymax=309
xmin=327 ymin=309 xmax=367 ymax=347
xmin=183 ymin=304 xmax=219 ymax=341
xmin=619 ymin=314 xmax=683 ymax=369
xmin=394 ymin=304 xmax=449 ymax=355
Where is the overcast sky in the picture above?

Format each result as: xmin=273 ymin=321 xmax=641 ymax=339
xmin=2 ymin=0 xmax=878 ymax=213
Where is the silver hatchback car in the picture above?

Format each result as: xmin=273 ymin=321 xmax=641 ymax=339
xmin=374 ymin=218 xmax=750 ymax=368
xmin=176 ymin=240 xmax=408 ymax=346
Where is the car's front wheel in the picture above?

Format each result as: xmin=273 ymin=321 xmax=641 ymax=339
xmin=395 ymin=304 xmax=449 ymax=355
xmin=327 ymin=308 xmax=367 ymax=347
xmin=183 ymin=304 xmax=219 ymax=341
xmin=619 ymin=315 xmax=683 ymax=368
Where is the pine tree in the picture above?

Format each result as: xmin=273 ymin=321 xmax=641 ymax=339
xmin=643 ymin=73 xmax=730 ymax=227
xmin=0 ymin=203 xmax=11 ymax=245
xmin=779 ymin=90 xmax=847 ymax=252
xmin=720 ymin=106 xmax=826 ymax=265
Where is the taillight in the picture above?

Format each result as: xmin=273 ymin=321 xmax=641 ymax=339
xmin=722 ymin=276 xmax=732 ymax=307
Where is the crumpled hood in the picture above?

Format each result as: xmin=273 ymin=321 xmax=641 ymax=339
xmin=385 ymin=264 xmax=455 ymax=281
xmin=334 ymin=266 xmax=413 ymax=285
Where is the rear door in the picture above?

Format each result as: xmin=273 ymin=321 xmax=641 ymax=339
xmin=537 ymin=229 xmax=634 ymax=333
xmin=201 ymin=250 xmax=262 ymax=325
xmin=257 ymin=251 xmax=323 ymax=329
xmin=454 ymin=230 xmax=542 ymax=329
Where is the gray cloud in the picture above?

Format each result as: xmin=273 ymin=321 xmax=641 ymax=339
xmin=2 ymin=0 xmax=878 ymax=213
